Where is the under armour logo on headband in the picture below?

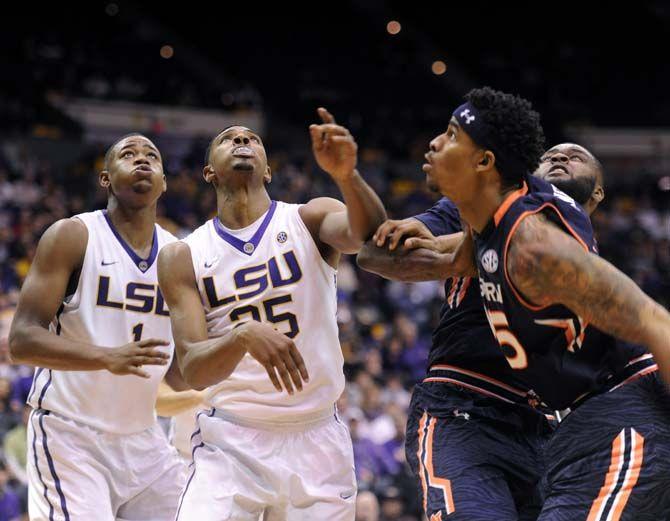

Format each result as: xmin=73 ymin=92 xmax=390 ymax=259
xmin=460 ymin=109 xmax=475 ymax=125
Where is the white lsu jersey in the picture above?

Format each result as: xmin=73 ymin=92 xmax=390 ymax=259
xmin=183 ymin=201 xmax=344 ymax=422
xmin=27 ymin=210 xmax=176 ymax=434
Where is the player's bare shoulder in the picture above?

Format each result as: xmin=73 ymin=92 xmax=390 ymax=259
xmin=157 ymin=240 xmax=197 ymax=291
xmin=36 ymin=216 xmax=89 ymax=269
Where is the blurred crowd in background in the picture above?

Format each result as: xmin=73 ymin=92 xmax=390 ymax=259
xmin=2 ymin=2 xmax=669 ymax=519
xmin=0 ymin=133 xmax=668 ymax=520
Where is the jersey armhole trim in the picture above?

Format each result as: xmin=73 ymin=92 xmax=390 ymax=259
xmin=295 ymin=203 xmax=338 ymax=274
xmin=64 ymin=215 xmax=90 ymax=306
xmin=503 ymin=202 xmax=590 ymax=312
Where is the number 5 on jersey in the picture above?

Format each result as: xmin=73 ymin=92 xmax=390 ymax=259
xmin=485 ymin=310 xmax=528 ymax=369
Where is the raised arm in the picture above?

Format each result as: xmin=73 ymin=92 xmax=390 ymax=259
xmin=507 ymin=212 xmax=670 ymax=384
xmin=157 ymin=242 xmax=308 ymax=393
xmin=9 ymin=218 xmax=169 ymax=377
xmin=300 ymin=108 xmax=386 ymax=256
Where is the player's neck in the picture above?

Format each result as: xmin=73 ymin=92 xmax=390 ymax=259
xmin=458 ymin=201 xmax=497 ymax=234
xmin=460 ymin=184 xmax=523 ymax=234
xmin=216 ymin=187 xmax=271 ymax=229
xmin=105 ymin=201 xmax=156 ymax=255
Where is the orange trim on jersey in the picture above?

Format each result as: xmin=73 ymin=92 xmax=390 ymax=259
xmin=610 ymin=430 xmax=644 ymax=520
xmin=425 ymin=417 xmax=455 ymax=515
xmin=417 ymin=412 xmax=429 ymax=513
xmin=503 ymin=202 xmax=590 ymax=312
xmin=494 ymin=182 xmax=528 ymax=227
xmin=610 ymin=365 xmax=658 ymax=393
xmin=430 ymin=364 xmax=528 ymax=397
xmin=587 ymin=430 xmax=625 ymax=521
xmin=423 ymin=377 xmax=516 ymax=404
xmin=446 ymin=277 xmax=458 ymax=308
xmin=624 ymin=354 xmax=654 ymax=368
xmin=455 ymin=277 xmax=471 ymax=307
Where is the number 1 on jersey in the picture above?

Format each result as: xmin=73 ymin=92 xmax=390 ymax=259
xmin=132 ymin=323 xmax=144 ymax=342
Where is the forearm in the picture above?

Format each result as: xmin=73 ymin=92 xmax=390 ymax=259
xmin=357 ymin=241 xmax=451 ymax=282
xmin=178 ymin=328 xmax=247 ymax=391
xmin=335 ymin=170 xmax=387 ymax=244
xmin=9 ymin=324 xmax=108 ymax=370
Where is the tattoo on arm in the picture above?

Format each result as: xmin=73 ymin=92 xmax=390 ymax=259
xmin=507 ymin=212 xmax=667 ymax=347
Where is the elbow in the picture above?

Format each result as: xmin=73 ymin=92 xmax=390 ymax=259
xmin=179 ymin=348 xmax=226 ymax=392
xmin=178 ymin=354 xmax=205 ymax=391
xmin=180 ymin=362 xmax=208 ymax=391
xmin=8 ymin=328 xmax=28 ymax=365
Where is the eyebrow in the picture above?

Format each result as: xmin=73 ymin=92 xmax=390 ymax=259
xmin=449 ymin=118 xmax=460 ymax=130
xmin=217 ymin=129 xmax=261 ymax=143
xmin=118 ymin=143 xmax=160 ymax=155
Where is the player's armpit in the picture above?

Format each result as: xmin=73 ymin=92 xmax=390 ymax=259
xmin=507 ymin=213 xmax=670 ymax=384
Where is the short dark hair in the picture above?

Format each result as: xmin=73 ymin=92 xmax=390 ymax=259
xmin=465 ymin=87 xmax=545 ymax=187
xmin=103 ymin=133 xmax=146 ymax=170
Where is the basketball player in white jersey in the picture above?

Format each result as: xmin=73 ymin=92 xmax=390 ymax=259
xmin=9 ymin=134 xmax=187 ymax=520
xmin=157 ymin=108 xmax=387 ymax=520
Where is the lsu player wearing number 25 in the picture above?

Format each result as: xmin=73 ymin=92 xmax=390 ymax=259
xmin=157 ymin=109 xmax=386 ymax=520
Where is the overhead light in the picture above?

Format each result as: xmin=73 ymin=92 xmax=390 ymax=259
xmin=386 ymin=21 xmax=401 ymax=35
xmin=160 ymin=45 xmax=174 ymax=59
xmin=432 ymin=60 xmax=447 ymax=75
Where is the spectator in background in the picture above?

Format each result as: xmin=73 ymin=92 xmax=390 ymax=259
xmin=3 ymin=404 xmax=29 ymax=486
xmin=0 ymin=461 xmax=21 ymax=521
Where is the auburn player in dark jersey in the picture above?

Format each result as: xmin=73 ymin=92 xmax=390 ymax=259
xmin=357 ymin=146 xmax=606 ymax=520
xmin=423 ymin=86 xmax=670 ymax=520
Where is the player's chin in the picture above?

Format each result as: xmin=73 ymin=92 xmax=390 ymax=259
xmin=130 ymin=183 xmax=156 ymax=195
xmin=425 ymin=175 xmax=440 ymax=193
xmin=231 ymin=160 xmax=256 ymax=173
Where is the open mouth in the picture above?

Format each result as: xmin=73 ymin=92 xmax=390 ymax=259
xmin=547 ymin=165 xmax=570 ymax=176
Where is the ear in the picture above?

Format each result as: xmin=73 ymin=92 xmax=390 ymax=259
xmin=263 ymin=165 xmax=272 ymax=185
xmin=475 ymin=150 xmax=496 ymax=172
xmin=203 ymin=165 xmax=216 ymax=185
xmin=591 ymin=184 xmax=605 ymax=204
xmin=162 ymin=174 xmax=167 ymax=193
xmin=99 ymin=170 xmax=111 ymax=189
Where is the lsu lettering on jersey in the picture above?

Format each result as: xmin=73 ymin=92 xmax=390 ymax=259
xmin=475 ymin=177 xmax=650 ymax=410
xmin=27 ymin=210 xmax=176 ymax=434
xmin=183 ymin=200 xmax=344 ymax=422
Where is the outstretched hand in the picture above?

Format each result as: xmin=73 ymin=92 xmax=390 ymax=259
xmin=309 ymin=107 xmax=358 ymax=182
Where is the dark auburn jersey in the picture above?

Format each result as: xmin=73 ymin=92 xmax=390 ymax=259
xmin=474 ymin=178 xmax=648 ymax=409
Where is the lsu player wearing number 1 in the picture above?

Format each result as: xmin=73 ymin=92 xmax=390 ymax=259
xmin=9 ymin=134 xmax=187 ymax=520
xmin=157 ymin=108 xmax=386 ymax=520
